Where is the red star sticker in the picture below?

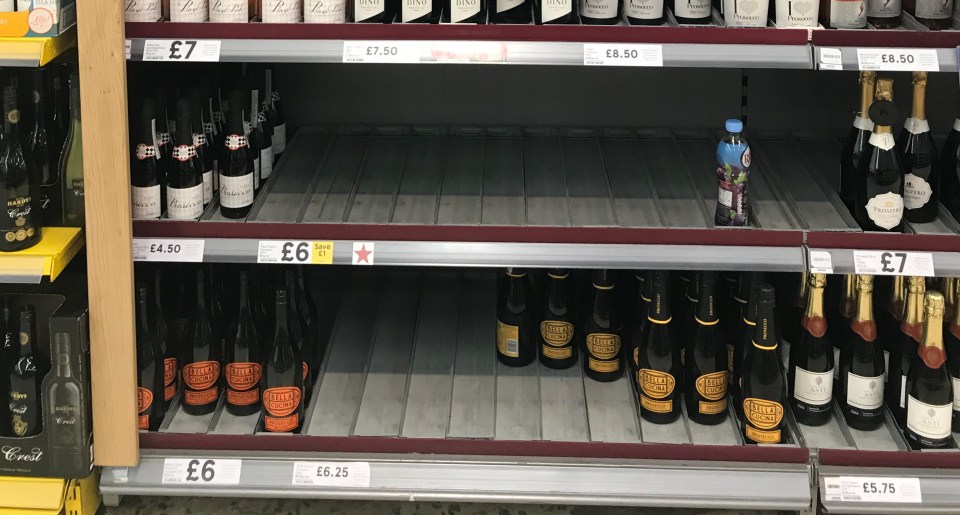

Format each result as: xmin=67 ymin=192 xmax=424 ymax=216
xmin=354 ymin=244 xmax=373 ymax=264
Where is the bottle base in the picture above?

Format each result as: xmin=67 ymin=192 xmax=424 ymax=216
xmin=580 ymin=16 xmax=621 ymax=25
xmin=584 ymin=367 xmax=623 ymax=382
xmin=626 ymin=16 xmax=666 ymax=25
xmin=539 ymin=354 xmax=577 ymax=370
xmin=674 ymin=15 xmax=711 ymax=24
xmin=498 ymin=353 xmax=536 ymax=367
xmin=842 ymin=409 xmax=883 ymax=431
xmin=641 ymin=408 xmax=681 ymax=424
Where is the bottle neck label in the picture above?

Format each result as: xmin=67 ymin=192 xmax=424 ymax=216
xmin=171 ymin=144 xmax=196 ymax=162
xmin=131 ymin=185 xmax=161 ymax=220
xmin=136 ymin=143 xmax=157 ymax=161
xmin=225 ymin=134 xmax=248 ymax=151
xmin=868 ymin=131 xmax=896 ymax=151
xmin=852 ymin=115 xmax=874 ymax=131
xmin=904 ymin=117 xmax=930 ymax=135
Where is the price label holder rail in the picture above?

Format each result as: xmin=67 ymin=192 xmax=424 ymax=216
xmin=818 ymin=466 xmax=960 ymax=513
xmin=133 ymin=238 xmax=206 ymax=263
xmin=142 ymin=39 xmax=222 ymax=62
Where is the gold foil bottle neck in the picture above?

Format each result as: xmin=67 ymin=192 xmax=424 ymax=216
xmin=856 ymin=274 xmax=874 ymax=294
xmin=925 ymin=291 xmax=945 ymax=320
xmin=912 ymin=71 xmax=928 ymax=87
xmin=808 ymin=273 xmax=826 ymax=289
xmin=859 ymin=72 xmax=876 ymax=118
xmin=875 ymin=78 xmax=894 ymax=102
xmin=907 ymin=276 xmax=926 ymax=293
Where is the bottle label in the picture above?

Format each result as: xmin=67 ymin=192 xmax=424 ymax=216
xmin=124 ymin=0 xmax=162 ymax=21
xmin=164 ymin=357 xmax=177 ymax=401
xmin=916 ymin=0 xmax=951 ymax=18
xmin=402 ymin=0 xmax=432 ymax=21
xmin=202 ymin=171 xmax=213 ymax=205
xmin=900 ymin=373 xmax=907 ymax=408
xmin=182 ymin=361 xmax=220 ymax=391
xmin=192 ymin=133 xmax=208 ymax=147
xmin=588 ymin=357 xmax=620 ymax=373
xmin=540 ymin=320 xmax=573 ymax=346
xmin=305 ymin=0 xmax=347 ymax=21
xmin=953 ymin=376 xmax=960 ymax=411
xmin=715 ymin=145 xmax=750 ymax=226
xmin=580 ymin=0 xmax=617 ymax=18
xmin=542 ymin=344 xmax=573 ymax=360
xmin=853 ymin=115 xmax=874 ymax=132
xmin=261 ymin=146 xmax=274 ymax=180
xmin=674 ymin=0 xmax=711 ymax=18
xmin=262 ymin=0 xmax=302 ymax=21
xmin=700 ymin=397 xmax=728 ymax=415
xmin=263 ymin=386 xmax=302 ymax=432
xmin=137 ymin=386 xmax=153 ymax=431
xmin=829 ymin=0 xmax=866 ymax=26
xmin=219 ymin=173 xmax=255 ymax=209
xmin=225 ymin=134 xmax=248 ymax=151
xmin=273 ymin=122 xmax=287 ymax=154
xmin=3 ymin=195 xmax=35 ymax=244
xmin=906 ymin=395 xmax=951 ymax=439
xmin=867 ymin=0 xmax=900 ymax=16
xmin=846 ymin=371 xmax=884 ymax=410
xmin=793 ymin=367 xmax=833 ymax=405
xmin=742 ymin=397 xmax=784 ymax=443
xmin=904 ymin=117 xmax=931 ymax=136
xmin=903 ymin=173 xmax=933 ymax=210
xmin=869 ymin=131 xmax=895 ymax=151
xmin=171 ymin=144 xmax=197 ymax=162
xmin=136 ymin=144 xmax=157 ymax=160
xmin=496 ymin=320 xmax=520 ymax=358
xmin=226 ymin=362 xmax=263 ymax=391
xmin=132 ymin=185 xmax=161 ymax=220
xmin=210 ymin=0 xmax=248 ymax=21
xmin=586 ymin=333 xmax=620 ymax=360
xmin=354 ymin=0 xmax=385 ymax=21
xmin=639 ymin=368 xmax=676 ymax=412
xmin=775 ymin=0 xmax=817 ymax=26
xmin=641 ymin=395 xmax=673 ymax=413
xmin=695 ymin=370 xmax=727 ymax=400
xmin=745 ymin=424 xmax=781 ymax=444
xmin=538 ymin=0 xmax=571 ymax=20
xmin=724 ymin=0 xmax=768 ymax=25
xmin=167 ymin=184 xmax=204 ymax=220
xmin=624 ymin=0 xmax=665 ymax=19
xmin=865 ymin=192 xmax=904 ymax=230
xmin=171 ymin=0 xmax=208 ymax=21
xmin=449 ymin=0 xmax=482 ymax=20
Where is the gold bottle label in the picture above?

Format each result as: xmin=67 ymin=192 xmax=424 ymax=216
xmin=588 ymin=357 xmax=620 ymax=373
xmin=540 ymin=320 xmax=573 ymax=347
xmin=639 ymin=368 xmax=676 ymax=399
xmin=641 ymin=395 xmax=673 ymax=413
xmin=699 ymin=398 xmax=728 ymax=415
xmin=496 ymin=320 xmax=520 ymax=358
xmin=743 ymin=397 xmax=784 ymax=430
xmin=696 ymin=370 xmax=728 ymax=401
xmin=542 ymin=344 xmax=573 ymax=360
xmin=745 ymin=425 xmax=781 ymax=444
xmin=586 ymin=333 xmax=620 ymax=360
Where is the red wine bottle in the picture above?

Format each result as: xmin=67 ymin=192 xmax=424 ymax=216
xmin=225 ymin=271 xmax=261 ymax=416
xmin=151 ymin=267 xmax=176 ymax=410
xmin=899 ymin=72 xmax=939 ymax=224
xmin=0 ymin=85 xmax=41 ymax=251
xmin=788 ymin=273 xmax=834 ymax=426
xmin=890 ymin=276 xmax=925 ymax=425
xmin=167 ymin=99 xmax=204 ymax=220
xmin=7 ymin=306 xmax=42 ymax=437
xmin=131 ymin=99 xmax=162 ymax=220
xmin=190 ymin=88 xmax=215 ymax=206
xmin=638 ymin=270 xmax=681 ymax=423
xmin=854 ymin=78 xmax=905 ymax=233
xmin=539 ymin=269 xmax=577 ymax=369
xmin=136 ymin=285 xmax=164 ymax=431
xmin=497 ymin=268 xmax=537 ymax=367
xmin=262 ymin=289 xmax=304 ymax=433
xmin=725 ymin=273 xmax=749 ymax=385
xmin=741 ymin=283 xmax=786 ymax=444
xmin=685 ymin=271 xmax=729 ymax=425
xmin=182 ymin=268 xmax=222 ymax=416
xmin=219 ymin=90 xmax=254 ymax=219
xmin=840 ymin=275 xmax=885 ymax=431
xmin=904 ymin=291 xmax=953 ymax=449
xmin=584 ymin=269 xmax=623 ymax=381
xmin=733 ymin=272 xmax=764 ymax=413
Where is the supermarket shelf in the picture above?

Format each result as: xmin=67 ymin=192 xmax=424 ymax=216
xmin=0 ymin=227 xmax=83 ymax=283
xmin=0 ymin=470 xmax=100 ymax=514
xmin=0 ymin=28 xmax=76 ymax=67
xmin=814 ymin=46 xmax=958 ymax=73
xmin=124 ymin=23 xmax=813 ymax=69
xmin=812 ymin=28 xmax=960 ymax=72
xmin=818 ymin=465 xmax=960 ymax=514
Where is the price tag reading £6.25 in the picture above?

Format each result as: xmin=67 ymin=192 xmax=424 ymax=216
xmin=583 ymin=43 xmax=663 ymax=67
xmin=342 ymin=41 xmax=421 ymax=64
xmin=132 ymin=238 xmax=205 ymax=262
xmin=162 ymin=458 xmax=242 ymax=486
xmin=856 ymin=48 xmax=939 ymax=72
xmin=822 ymin=476 xmax=921 ymax=503
xmin=142 ymin=40 xmax=222 ymax=62
xmin=292 ymin=461 xmax=371 ymax=488
xmin=257 ymin=240 xmax=334 ymax=265
xmin=853 ymin=250 xmax=935 ymax=277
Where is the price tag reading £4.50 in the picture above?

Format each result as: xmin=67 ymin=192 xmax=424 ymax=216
xmin=852 ymin=250 xmax=935 ymax=277
xmin=257 ymin=240 xmax=334 ymax=265
xmin=142 ymin=40 xmax=222 ymax=62
xmin=132 ymin=238 xmax=205 ymax=262
xmin=162 ymin=458 xmax=242 ymax=486
xmin=856 ymin=48 xmax=939 ymax=72
xmin=583 ymin=43 xmax=663 ymax=67
xmin=823 ymin=476 xmax=922 ymax=504
xmin=292 ymin=461 xmax=371 ymax=488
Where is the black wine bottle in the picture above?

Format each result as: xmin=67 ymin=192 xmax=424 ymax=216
xmin=225 ymin=271 xmax=261 ymax=416
xmin=266 ymin=68 xmax=286 ymax=159
xmin=0 ymin=85 xmax=41 ymax=252
xmin=132 ymin=98 xmax=162 ymax=220
xmin=48 ymin=332 xmax=83 ymax=470
xmin=181 ymin=268 xmax=222 ymax=416
xmin=151 ymin=267 xmax=176 ymax=409
xmin=167 ymin=99 xmax=204 ymax=220
xmin=284 ymin=268 xmax=312 ymax=399
xmin=741 ymin=283 xmax=786 ymax=444
xmin=584 ymin=269 xmax=623 ymax=382
xmin=632 ymin=271 xmax=652 ymax=374
xmin=7 ymin=306 xmax=42 ymax=437
xmin=899 ymin=72 xmax=939 ymax=224
xmin=490 ymin=0 xmax=532 ymax=22
xmin=681 ymin=271 xmax=700 ymax=369
xmin=782 ymin=272 xmax=809 ymax=371
xmin=262 ymin=289 xmax=304 ymax=433
xmin=788 ymin=273 xmax=834 ymax=427
xmin=831 ymin=274 xmax=856 ymax=389
xmin=638 ymin=270 xmax=681 ymax=423
xmin=940 ymin=109 xmax=960 ymax=219
xmin=733 ymin=272 xmax=764 ymax=410
xmin=878 ymin=275 xmax=904 ymax=393
xmin=60 ymin=72 xmax=83 ymax=228
xmin=725 ymin=273 xmax=749 ymax=386
xmin=534 ymin=0 xmax=573 ymax=23
xmin=249 ymin=89 xmax=273 ymax=192
xmin=840 ymin=71 xmax=876 ymax=215
xmin=28 ymin=69 xmax=57 ymax=197
xmin=855 ymin=78 xmax=905 ymax=233
xmin=190 ymin=89 xmax=215 ymax=206
xmin=539 ymin=269 xmax=577 ymax=369
xmin=136 ymin=285 xmax=164 ymax=431
xmin=840 ymin=275 xmax=885 ymax=431
xmin=497 ymin=268 xmax=537 ymax=367
xmin=945 ymin=279 xmax=960 ymax=432
xmin=905 ymin=291 xmax=953 ymax=449
xmin=685 ymin=271 xmax=729 ymax=425
xmin=219 ymin=90 xmax=254 ymax=219
xmin=889 ymin=276 xmax=924 ymax=426
xmin=294 ymin=267 xmax=319 ymax=391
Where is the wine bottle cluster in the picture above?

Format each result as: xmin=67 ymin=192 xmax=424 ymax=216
xmin=1 ymin=302 xmax=49 ymax=438
xmin=130 ymin=65 xmax=287 ymax=221
xmin=135 ymin=263 xmax=318 ymax=434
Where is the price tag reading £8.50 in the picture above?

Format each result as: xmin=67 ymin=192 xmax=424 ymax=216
xmin=292 ymin=461 xmax=371 ymax=488
xmin=132 ymin=238 xmax=205 ymax=262
xmin=257 ymin=240 xmax=334 ymax=265
xmin=856 ymin=48 xmax=939 ymax=72
xmin=583 ymin=43 xmax=663 ymax=67
xmin=162 ymin=458 xmax=242 ymax=486
xmin=342 ymin=41 xmax=421 ymax=64
xmin=853 ymin=250 xmax=935 ymax=277
xmin=822 ymin=476 xmax=922 ymax=503
xmin=142 ymin=39 xmax=222 ymax=62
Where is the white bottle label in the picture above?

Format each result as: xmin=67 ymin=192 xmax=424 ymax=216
xmin=903 ymin=173 xmax=933 ymax=210
xmin=869 ymin=132 xmax=895 ymax=151
xmin=192 ymin=133 xmax=208 ymax=147
xmin=219 ymin=173 xmax=254 ymax=209
xmin=833 ymin=347 xmax=841 ymax=380
xmin=402 ymin=0 xmax=432 ymax=20
xmin=904 ymin=117 xmax=931 ymax=135
xmin=304 ymin=0 xmax=347 ymax=21
xmin=171 ymin=0 xmax=208 ymax=21
xmin=624 ymin=0 xmax=665 ymax=19
xmin=906 ymin=395 xmax=952 ymax=439
xmin=829 ymin=0 xmax=866 ymax=26
xmin=261 ymin=146 xmax=274 ymax=180
xmin=272 ymin=123 xmax=287 ymax=154
xmin=167 ymin=185 xmax=204 ymax=220
xmin=853 ymin=115 xmax=874 ymax=132
xmin=867 ymin=0 xmax=900 ymax=17
xmin=953 ymin=376 xmax=960 ymax=411
xmin=580 ymin=0 xmax=617 ymax=18
xmin=775 ymin=0 xmax=818 ymax=26
xmin=916 ymin=0 xmax=951 ymax=18
xmin=131 ymin=185 xmax=162 ymax=220
xmin=262 ymin=0 xmax=302 ymax=22
xmin=723 ymin=0 xmax=768 ymax=26
xmin=202 ymin=171 xmax=213 ymax=204
xmin=171 ymin=145 xmax=197 ymax=162
xmin=675 ymin=0 xmax=711 ymax=18
xmin=354 ymin=0 xmax=384 ymax=20
xmin=124 ymin=0 xmax=162 ymax=21
xmin=497 ymin=0 xmax=523 ymax=12
xmin=865 ymin=191 xmax=904 ymax=230
xmin=136 ymin=144 xmax=157 ymax=161
xmin=794 ymin=367 xmax=834 ymax=406
xmin=539 ymin=0 xmax=571 ymax=20
xmin=210 ymin=0 xmax=249 ymax=22
xmin=450 ymin=0 xmax=482 ymax=20
xmin=846 ymin=371 xmax=884 ymax=410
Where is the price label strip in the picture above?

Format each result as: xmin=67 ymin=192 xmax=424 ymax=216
xmin=143 ymin=39 xmax=222 ymax=62
xmin=853 ymin=250 xmax=935 ymax=277
xmin=819 ymin=47 xmax=843 ymax=71
xmin=856 ymin=48 xmax=939 ymax=72
xmin=342 ymin=41 xmax=421 ymax=63
xmin=823 ymin=476 xmax=921 ymax=503
xmin=162 ymin=458 xmax=243 ymax=486
xmin=808 ymin=250 xmax=834 ymax=274
xmin=583 ymin=43 xmax=663 ymax=67
xmin=292 ymin=461 xmax=371 ymax=488
xmin=257 ymin=240 xmax=334 ymax=265
xmin=133 ymin=238 xmax=205 ymax=262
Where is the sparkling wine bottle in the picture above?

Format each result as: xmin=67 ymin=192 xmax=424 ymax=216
xmin=491 ymin=0 xmax=534 ymax=22
xmin=190 ymin=89 xmax=215 ymax=207
xmin=48 ymin=333 xmax=84 ymax=470
xmin=167 ymin=100 xmax=204 ymax=220
xmin=685 ymin=272 xmax=729 ymax=425
xmin=534 ymin=0 xmax=572 ymax=23
xmin=741 ymin=283 xmax=786 ymax=444
xmin=890 ymin=276 xmax=925 ymax=425
xmin=7 ymin=306 xmax=42 ymax=437
xmin=878 ymin=275 xmax=905 ymax=391
xmin=136 ymin=285 xmax=164 ymax=431
xmin=225 ymin=271 xmax=262 ymax=416
xmin=584 ymin=269 xmax=623 ymax=381
xmin=181 ymin=268 xmax=222 ymax=416
xmin=945 ymin=279 xmax=960 ymax=432
xmin=867 ymin=0 xmax=901 ymax=27
xmin=151 ymin=267 xmax=177 ymax=409
xmin=638 ymin=270 xmax=681 ymax=423
xmin=855 ymin=78 xmax=905 ymax=233
xmin=132 ymin=99 xmax=162 ymax=220
xmin=789 ymin=273 xmax=834 ymax=426
xmin=0 ymin=85 xmax=41 ymax=251
xmin=219 ymin=90 xmax=254 ymax=219
xmin=624 ymin=0 xmax=665 ymax=24
xmin=539 ymin=269 xmax=577 ymax=369
xmin=782 ymin=272 xmax=809 ymax=371
xmin=905 ymin=0 xmax=953 ymax=29
xmin=899 ymin=72 xmax=939 ymax=224
xmin=904 ymin=291 xmax=953 ymax=449
xmin=262 ymin=289 xmax=304 ymax=433
xmin=841 ymin=72 xmax=876 ymax=215
xmin=940 ymin=106 xmax=960 ymax=219
xmin=840 ymin=275 xmax=885 ymax=431
xmin=497 ymin=268 xmax=537 ymax=367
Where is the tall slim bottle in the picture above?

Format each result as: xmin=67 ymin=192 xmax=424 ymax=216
xmin=855 ymin=78 xmax=905 ymax=233
xmin=28 ymin=69 xmax=57 ymax=192
xmin=497 ymin=268 xmax=536 ymax=367
xmin=136 ymin=286 xmax=163 ymax=431
xmin=539 ymin=269 xmax=577 ymax=369
xmin=182 ymin=269 xmax=222 ymax=416
xmin=61 ymin=72 xmax=84 ymax=227
xmin=262 ymin=289 xmax=304 ymax=433
xmin=190 ymin=89 xmax=215 ymax=206
xmin=945 ymin=279 xmax=960 ymax=432
xmin=584 ymin=270 xmax=623 ymax=382
xmin=741 ymin=283 xmax=786 ymax=444
xmin=840 ymin=275 xmax=885 ymax=431
xmin=0 ymin=86 xmax=41 ymax=251
xmin=789 ymin=273 xmax=834 ymax=426
xmin=890 ymin=276 xmax=924 ymax=425
xmin=899 ymin=72 xmax=939 ymax=224
xmin=905 ymin=291 xmax=953 ymax=449
xmin=7 ymin=306 xmax=42 ymax=437
xmin=284 ymin=269 xmax=312 ymax=399
xmin=220 ymin=90 xmax=254 ymax=219
xmin=726 ymin=273 xmax=750 ymax=384
xmin=295 ymin=267 xmax=319 ymax=374
xmin=167 ymin=100 xmax=204 ymax=220
xmin=48 ymin=333 xmax=84 ymax=471
xmin=905 ymin=0 xmax=953 ymax=29
xmin=878 ymin=275 xmax=905 ymax=391
xmin=685 ymin=272 xmax=729 ymax=425
xmin=782 ymin=272 xmax=809 ymax=371
xmin=266 ymin=68 xmax=286 ymax=159
xmin=152 ymin=268 xmax=176 ymax=409
xmin=225 ymin=271 xmax=261 ymax=416
xmin=132 ymin=99 xmax=162 ymax=220
xmin=841 ymin=72 xmax=877 ymax=215
xmin=733 ymin=272 xmax=764 ymax=409
xmin=632 ymin=271 xmax=653 ymax=374
xmin=638 ymin=270 xmax=680 ymax=423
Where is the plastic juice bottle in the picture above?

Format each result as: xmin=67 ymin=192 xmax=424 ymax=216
xmin=716 ymin=119 xmax=751 ymax=227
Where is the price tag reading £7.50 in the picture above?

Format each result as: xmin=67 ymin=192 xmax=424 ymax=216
xmin=852 ymin=250 xmax=935 ymax=277
xmin=822 ymin=476 xmax=921 ymax=503
xmin=257 ymin=240 xmax=334 ymax=265
xmin=583 ymin=43 xmax=663 ymax=67
xmin=142 ymin=39 xmax=222 ymax=62
xmin=856 ymin=48 xmax=939 ymax=72
xmin=342 ymin=41 xmax=421 ymax=63
xmin=292 ymin=461 xmax=371 ymax=488
xmin=132 ymin=238 xmax=205 ymax=262
xmin=162 ymin=458 xmax=242 ymax=486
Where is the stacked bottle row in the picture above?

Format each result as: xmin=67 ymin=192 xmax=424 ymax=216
xmin=135 ymin=264 xmax=319 ymax=433
xmin=129 ymin=65 xmax=287 ymax=221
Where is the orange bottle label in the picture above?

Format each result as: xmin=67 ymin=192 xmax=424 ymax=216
xmin=138 ymin=414 xmax=149 ymax=430
xmin=164 ymin=357 xmax=178 ymax=387
xmin=227 ymin=388 xmax=260 ymax=407
xmin=263 ymin=386 xmax=302 ymax=418
xmin=184 ymin=386 xmax=219 ymax=406
xmin=164 ymin=383 xmax=176 ymax=402
xmin=137 ymin=387 xmax=153 ymax=414
xmin=695 ymin=371 xmax=727 ymax=401
xmin=183 ymin=361 xmax=220 ymax=390
xmin=742 ymin=397 xmax=784 ymax=430
xmin=226 ymin=362 xmax=262 ymax=391
xmin=264 ymin=413 xmax=299 ymax=432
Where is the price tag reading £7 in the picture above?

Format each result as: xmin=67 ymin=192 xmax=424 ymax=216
xmin=292 ymin=461 xmax=371 ymax=488
xmin=257 ymin=240 xmax=334 ymax=265
xmin=822 ymin=476 xmax=921 ymax=503
xmin=856 ymin=48 xmax=939 ymax=72
xmin=133 ymin=238 xmax=205 ymax=262
xmin=143 ymin=40 xmax=222 ymax=62
xmin=162 ymin=458 xmax=242 ymax=485
xmin=583 ymin=43 xmax=663 ymax=67
xmin=853 ymin=250 xmax=935 ymax=277
xmin=342 ymin=41 xmax=421 ymax=63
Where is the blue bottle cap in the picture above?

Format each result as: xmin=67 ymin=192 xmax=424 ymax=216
xmin=725 ymin=119 xmax=743 ymax=133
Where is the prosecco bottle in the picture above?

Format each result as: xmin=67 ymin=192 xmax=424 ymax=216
xmin=0 ymin=85 xmax=41 ymax=252
xmin=733 ymin=272 xmax=764 ymax=409
xmin=262 ymin=289 xmax=304 ymax=433
xmin=788 ymin=273 xmax=834 ymax=426
xmin=7 ymin=306 xmax=42 ymax=437
xmin=219 ymin=90 xmax=254 ymax=219
xmin=878 ymin=275 xmax=905 ymax=391
xmin=632 ymin=271 xmax=652 ymax=374
xmin=539 ymin=269 xmax=577 ymax=369
xmin=584 ymin=270 xmax=623 ymax=382
xmin=28 ymin=69 xmax=57 ymax=188
xmin=167 ymin=99 xmax=204 ymax=221
xmin=534 ymin=0 xmax=574 ymax=22
xmin=840 ymin=275 xmax=885 ymax=431
xmin=890 ymin=276 xmax=925 ymax=425
xmin=497 ymin=268 xmax=536 ymax=367
xmin=844 ymin=73 xmax=877 ymax=211
xmin=741 ymin=283 xmax=786 ymax=444
xmin=61 ymin=73 xmax=84 ymax=227
xmin=855 ymin=78 xmax=905 ymax=233
xmin=685 ymin=271 xmax=729 ymax=425
xmin=782 ymin=272 xmax=809 ymax=371
xmin=638 ymin=270 xmax=681 ymax=423
xmin=945 ymin=279 xmax=960 ymax=432
xmin=151 ymin=267 xmax=177 ymax=409
xmin=190 ymin=89 xmax=215 ymax=206
xmin=905 ymin=291 xmax=953 ymax=449
xmin=132 ymin=99 xmax=162 ymax=220
xmin=940 ymin=105 xmax=960 ymax=219
xmin=225 ymin=271 xmax=261 ymax=416
xmin=899 ymin=72 xmax=939 ymax=224
xmin=136 ymin=286 xmax=163 ymax=431
xmin=181 ymin=269 xmax=222 ymax=416
xmin=726 ymin=273 xmax=750 ymax=384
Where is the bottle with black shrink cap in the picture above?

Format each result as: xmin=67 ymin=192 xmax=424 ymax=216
xmin=685 ymin=271 xmax=729 ymax=425
xmin=539 ymin=269 xmax=577 ymax=369
xmin=584 ymin=269 xmax=623 ymax=382
xmin=497 ymin=268 xmax=536 ymax=367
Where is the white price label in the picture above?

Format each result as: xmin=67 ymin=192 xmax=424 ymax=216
xmin=257 ymin=240 xmax=334 ymax=264
xmin=132 ymin=238 xmax=205 ymax=262
xmin=823 ymin=476 xmax=921 ymax=503
xmin=809 ymin=250 xmax=834 ymax=274
xmin=583 ymin=43 xmax=663 ymax=67
xmin=292 ymin=461 xmax=371 ymax=488
xmin=853 ymin=250 xmax=935 ymax=277
xmin=125 ymin=39 xmax=132 ymax=60
xmin=342 ymin=41 xmax=421 ymax=63
xmin=819 ymin=47 xmax=843 ymax=71
xmin=856 ymin=48 xmax=939 ymax=72
xmin=143 ymin=39 xmax=222 ymax=62
xmin=162 ymin=458 xmax=242 ymax=485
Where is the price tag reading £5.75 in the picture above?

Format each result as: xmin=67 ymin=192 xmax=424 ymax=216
xmin=257 ymin=240 xmax=334 ymax=265
xmin=823 ymin=476 xmax=921 ymax=503
xmin=856 ymin=48 xmax=939 ymax=72
xmin=162 ymin=458 xmax=242 ymax=486
xmin=853 ymin=250 xmax=935 ymax=277
xmin=292 ymin=461 xmax=371 ymax=488
xmin=583 ymin=43 xmax=663 ymax=67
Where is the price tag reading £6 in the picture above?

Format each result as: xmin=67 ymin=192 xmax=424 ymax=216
xmin=583 ymin=43 xmax=663 ymax=67
xmin=257 ymin=240 xmax=334 ymax=265
xmin=292 ymin=461 xmax=371 ymax=488
xmin=133 ymin=238 xmax=205 ymax=262
xmin=853 ymin=250 xmax=935 ymax=277
xmin=162 ymin=458 xmax=242 ymax=486
xmin=143 ymin=39 xmax=222 ymax=62
xmin=342 ymin=41 xmax=421 ymax=63
xmin=856 ymin=48 xmax=939 ymax=72
xmin=822 ymin=476 xmax=921 ymax=503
